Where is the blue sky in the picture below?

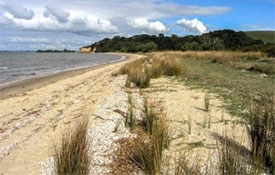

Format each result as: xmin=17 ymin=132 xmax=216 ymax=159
xmin=0 ymin=0 xmax=274 ymax=51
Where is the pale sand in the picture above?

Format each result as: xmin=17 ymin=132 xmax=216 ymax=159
xmin=144 ymin=77 xmax=250 ymax=173
xmin=0 ymin=53 xmax=138 ymax=175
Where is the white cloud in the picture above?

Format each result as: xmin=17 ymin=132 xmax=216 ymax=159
xmin=44 ymin=6 xmax=70 ymax=23
xmin=128 ymin=18 xmax=168 ymax=34
xmin=2 ymin=4 xmax=34 ymax=20
xmin=4 ymin=10 xmax=118 ymax=34
xmin=177 ymin=18 xmax=207 ymax=34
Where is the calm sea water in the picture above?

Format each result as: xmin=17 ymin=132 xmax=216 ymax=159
xmin=0 ymin=52 xmax=123 ymax=84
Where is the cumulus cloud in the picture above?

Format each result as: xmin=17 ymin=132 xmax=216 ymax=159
xmin=4 ymin=10 xmax=118 ymax=34
xmin=2 ymin=4 xmax=34 ymax=20
xmin=176 ymin=18 xmax=207 ymax=34
xmin=128 ymin=18 xmax=168 ymax=34
xmin=44 ymin=6 xmax=70 ymax=23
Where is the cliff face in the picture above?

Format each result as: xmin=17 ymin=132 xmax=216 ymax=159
xmin=79 ymin=47 xmax=96 ymax=53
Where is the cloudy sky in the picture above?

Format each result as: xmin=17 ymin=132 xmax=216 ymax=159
xmin=0 ymin=0 xmax=274 ymax=51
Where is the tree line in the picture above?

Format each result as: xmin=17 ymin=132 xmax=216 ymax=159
xmin=85 ymin=29 xmax=274 ymax=56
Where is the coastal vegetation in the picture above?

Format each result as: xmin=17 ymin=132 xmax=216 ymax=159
xmin=54 ymin=118 xmax=90 ymax=175
xmin=112 ymin=51 xmax=275 ymax=174
xmin=36 ymin=49 xmax=75 ymax=52
xmin=87 ymin=29 xmax=275 ymax=57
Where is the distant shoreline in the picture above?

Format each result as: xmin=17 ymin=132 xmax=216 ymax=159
xmin=0 ymin=53 xmax=129 ymax=100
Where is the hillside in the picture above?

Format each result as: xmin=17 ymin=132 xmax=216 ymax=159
xmin=245 ymin=31 xmax=275 ymax=44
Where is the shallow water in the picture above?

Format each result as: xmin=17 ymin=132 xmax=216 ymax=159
xmin=0 ymin=52 xmax=122 ymax=83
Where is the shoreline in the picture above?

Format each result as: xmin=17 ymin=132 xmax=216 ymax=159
xmin=0 ymin=53 xmax=133 ymax=100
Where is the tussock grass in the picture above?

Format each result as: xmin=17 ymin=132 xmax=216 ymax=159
xmin=141 ymin=98 xmax=154 ymax=135
xmin=54 ymin=118 xmax=90 ymax=175
xmin=129 ymin=98 xmax=170 ymax=174
xmin=127 ymin=71 xmax=151 ymax=88
xmin=146 ymin=60 xmax=163 ymax=78
xmin=218 ymin=136 xmax=253 ymax=175
xmin=130 ymin=134 xmax=163 ymax=174
xmin=118 ymin=55 xmax=185 ymax=88
xmin=246 ymin=93 xmax=275 ymax=174
xmin=160 ymin=57 xmax=183 ymax=76
xmin=125 ymin=94 xmax=136 ymax=130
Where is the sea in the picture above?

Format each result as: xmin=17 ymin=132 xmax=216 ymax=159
xmin=0 ymin=52 xmax=123 ymax=84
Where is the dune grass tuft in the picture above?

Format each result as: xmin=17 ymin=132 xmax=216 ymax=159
xmin=129 ymin=98 xmax=170 ymax=174
xmin=246 ymin=93 xmax=275 ymax=174
xmin=54 ymin=118 xmax=90 ymax=175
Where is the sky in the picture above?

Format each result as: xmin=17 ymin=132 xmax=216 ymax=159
xmin=0 ymin=0 xmax=274 ymax=51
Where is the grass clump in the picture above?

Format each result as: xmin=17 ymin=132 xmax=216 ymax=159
xmin=217 ymin=134 xmax=256 ymax=175
xmin=54 ymin=118 xmax=90 ymax=175
xmin=129 ymin=99 xmax=170 ymax=174
xmin=118 ymin=55 xmax=186 ymax=88
xmin=127 ymin=71 xmax=151 ymax=88
xmin=141 ymin=98 xmax=154 ymax=135
xmin=125 ymin=94 xmax=136 ymax=130
xmin=246 ymin=93 xmax=275 ymax=174
xmin=161 ymin=57 xmax=183 ymax=76
xmin=130 ymin=135 xmax=162 ymax=174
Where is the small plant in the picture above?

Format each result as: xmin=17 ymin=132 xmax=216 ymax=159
xmin=54 ymin=118 xmax=90 ymax=175
xmin=207 ymin=114 xmax=212 ymax=129
xmin=188 ymin=115 xmax=192 ymax=135
xmin=204 ymin=94 xmax=210 ymax=112
xmin=125 ymin=94 xmax=136 ymax=130
xmin=141 ymin=98 xmax=154 ymax=135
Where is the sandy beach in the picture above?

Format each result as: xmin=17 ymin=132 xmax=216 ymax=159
xmin=0 ymin=52 xmax=250 ymax=174
xmin=0 ymin=53 xmax=139 ymax=174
